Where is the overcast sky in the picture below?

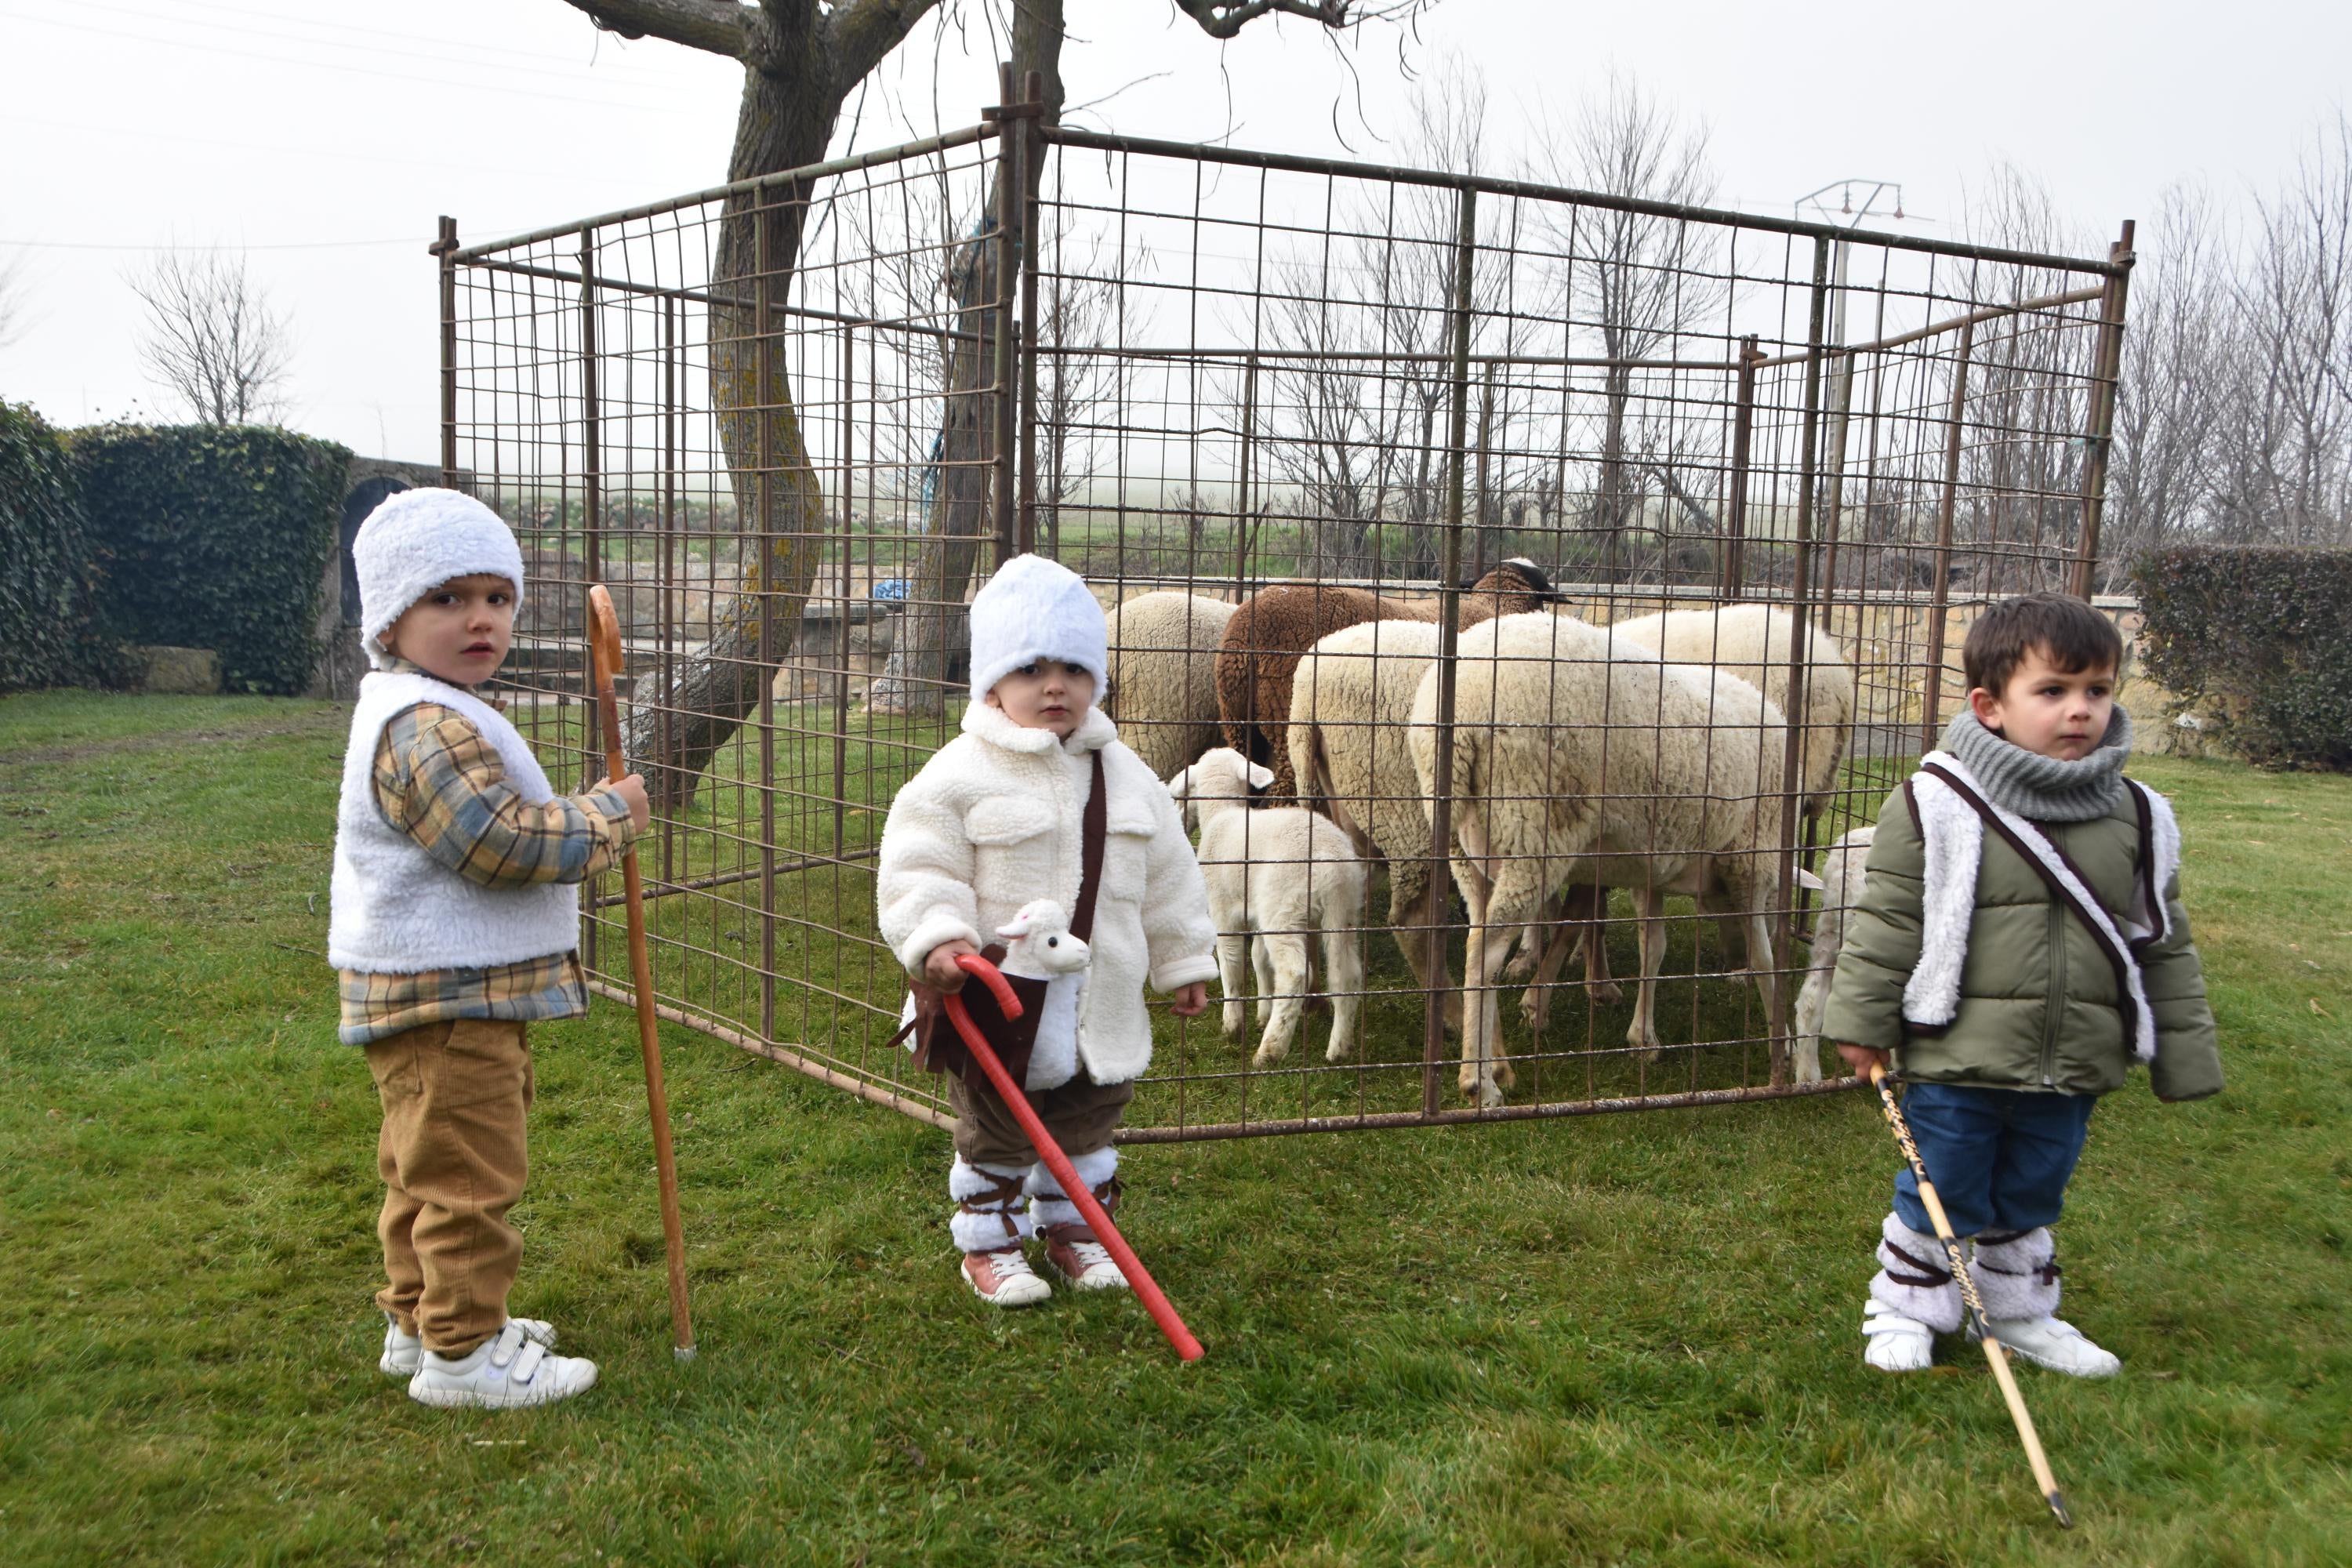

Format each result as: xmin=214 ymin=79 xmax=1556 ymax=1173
xmin=4 ymin=0 xmax=2346 ymax=460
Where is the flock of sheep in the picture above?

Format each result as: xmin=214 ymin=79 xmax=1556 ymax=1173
xmin=1106 ymin=561 xmax=1866 ymax=1109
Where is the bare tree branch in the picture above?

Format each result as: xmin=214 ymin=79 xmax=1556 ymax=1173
xmin=128 ymin=250 xmax=292 ymax=426
xmin=825 ymin=0 xmax=942 ymax=85
xmin=563 ymin=0 xmax=760 ymax=59
xmin=1173 ymin=0 xmax=1348 ymax=38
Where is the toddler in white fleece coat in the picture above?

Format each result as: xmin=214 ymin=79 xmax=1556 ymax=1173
xmin=877 ymin=554 xmax=1218 ymax=1308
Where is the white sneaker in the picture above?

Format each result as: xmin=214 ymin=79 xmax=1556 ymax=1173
xmin=379 ymin=1314 xmax=557 ymax=1377
xmin=407 ymin=1319 xmax=598 ymax=1409
xmin=1976 ymin=1314 xmax=2121 ymax=1378
xmin=1862 ymin=1300 xmax=1936 ymax=1373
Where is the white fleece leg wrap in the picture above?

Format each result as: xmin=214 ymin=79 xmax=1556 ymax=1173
xmin=1025 ymin=1145 xmax=1119 ymax=1232
xmin=1870 ymin=1213 xmax=1964 ymax=1334
xmin=1972 ymin=1226 xmax=2062 ymax=1320
xmin=949 ymin=1157 xmax=1033 ymax=1254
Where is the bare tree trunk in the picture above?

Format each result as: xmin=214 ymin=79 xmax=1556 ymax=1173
xmin=867 ymin=2 xmax=1066 ymax=717
xmin=626 ymin=45 xmax=840 ymax=804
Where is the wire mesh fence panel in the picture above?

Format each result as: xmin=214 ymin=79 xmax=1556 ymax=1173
xmin=440 ymin=94 xmax=2130 ymax=1143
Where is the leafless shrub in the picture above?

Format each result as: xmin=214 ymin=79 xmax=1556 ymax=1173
xmin=128 ymin=249 xmax=292 ymax=426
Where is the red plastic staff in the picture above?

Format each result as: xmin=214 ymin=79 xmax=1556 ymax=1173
xmin=942 ymin=952 xmax=1203 ymax=1363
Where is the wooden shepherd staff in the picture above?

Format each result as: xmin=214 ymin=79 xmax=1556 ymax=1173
xmin=1868 ymin=1063 xmax=2068 ymax=1526
xmin=587 ymin=585 xmax=695 ymax=1361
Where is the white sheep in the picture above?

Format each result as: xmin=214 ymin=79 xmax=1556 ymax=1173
xmin=1610 ymin=604 xmax=1857 ymax=819
xmin=1410 ymin=613 xmax=1802 ymax=1108
xmin=1103 ymin=590 xmax=1237 ymax=781
xmin=1285 ymin=619 xmax=1459 ymax=1028
xmin=1166 ymin=748 xmax=1368 ymax=1069
xmin=1789 ymin=824 xmax=1875 ymax=1084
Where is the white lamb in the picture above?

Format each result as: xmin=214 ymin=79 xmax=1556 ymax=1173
xmin=1789 ymin=825 xmax=1875 ymax=1084
xmin=1410 ymin=612 xmax=1802 ymax=1108
xmin=992 ymin=898 xmax=1092 ymax=1091
xmin=1166 ymin=748 xmax=1368 ymax=1069
xmin=1104 ymin=590 xmax=1237 ymax=780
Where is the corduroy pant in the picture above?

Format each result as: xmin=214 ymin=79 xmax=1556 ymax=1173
xmin=947 ymin=1068 xmax=1134 ymax=1167
xmin=365 ymin=1018 xmax=532 ymax=1355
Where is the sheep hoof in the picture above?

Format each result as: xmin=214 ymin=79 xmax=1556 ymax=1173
xmin=1498 ymin=952 xmax=1535 ymax=984
xmin=1251 ymin=1043 xmax=1290 ymax=1069
xmin=1590 ymin=981 xmax=1624 ymax=1006
xmin=1475 ymin=1080 xmax=1508 ymax=1109
xmin=1220 ymin=1007 xmax=1246 ymax=1041
xmin=1323 ymin=1036 xmax=1353 ymax=1063
xmin=1494 ymin=1058 xmax=1517 ymax=1091
xmin=1519 ymin=995 xmax=1547 ymax=1036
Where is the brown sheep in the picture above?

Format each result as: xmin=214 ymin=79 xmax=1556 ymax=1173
xmin=1215 ymin=557 xmax=1563 ymax=803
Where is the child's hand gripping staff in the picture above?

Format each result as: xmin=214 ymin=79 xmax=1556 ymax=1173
xmin=588 ymin=585 xmax=695 ymax=1362
xmin=943 ymin=950 xmax=1204 ymax=1363
xmin=1867 ymin=1062 xmax=2068 ymax=1527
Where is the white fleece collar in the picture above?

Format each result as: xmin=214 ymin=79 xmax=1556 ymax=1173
xmin=1905 ymin=750 xmax=2175 ymax=1063
xmin=960 ymin=700 xmax=1116 ymax=757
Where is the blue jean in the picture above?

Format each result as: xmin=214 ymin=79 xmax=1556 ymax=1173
xmin=1890 ymin=1083 xmax=2097 ymax=1239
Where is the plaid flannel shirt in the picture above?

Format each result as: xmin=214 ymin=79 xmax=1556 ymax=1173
xmin=338 ymin=666 xmax=637 ymax=1044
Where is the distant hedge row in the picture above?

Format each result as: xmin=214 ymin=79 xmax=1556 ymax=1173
xmin=0 ymin=403 xmax=122 ymax=692
xmin=0 ymin=416 xmax=350 ymax=695
xmin=2134 ymin=545 xmax=2352 ymax=772
xmin=77 ymin=425 xmax=350 ymax=694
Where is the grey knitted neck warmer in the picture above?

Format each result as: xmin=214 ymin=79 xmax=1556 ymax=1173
xmin=1940 ymin=706 xmax=2133 ymax=822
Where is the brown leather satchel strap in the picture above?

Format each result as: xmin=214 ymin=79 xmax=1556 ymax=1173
xmin=1071 ymin=750 xmax=1107 ymax=942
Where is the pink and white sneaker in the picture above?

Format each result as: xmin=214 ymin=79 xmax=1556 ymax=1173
xmin=962 ymin=1247 xmax=1051 ymax=1308
xmin=1042 ymin=1224 xmax=1130 ymax=1292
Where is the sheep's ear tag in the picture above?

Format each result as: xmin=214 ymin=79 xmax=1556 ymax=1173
xmin=1247 ymin=763 xmax=1275 ymax=791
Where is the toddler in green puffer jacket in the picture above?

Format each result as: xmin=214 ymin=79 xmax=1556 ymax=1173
xmin=1823 ymin=592 xmax=2220 ymax=1377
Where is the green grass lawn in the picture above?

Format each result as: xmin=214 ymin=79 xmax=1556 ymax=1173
xmin=2 ymin=691 xmax=2348 ymax=1566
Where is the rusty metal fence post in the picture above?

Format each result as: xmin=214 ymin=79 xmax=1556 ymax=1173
xmin=434 ymin=216 xmax=459 ymax=488
xmin=2071 ymin=220 xmax=2136 ymax=598
xmin=1722 ymin=336 xmax=1761 ymax=598
xmin=1920 ymin=320 xmax=1977 ymax=753
xmin=991 ymin=61 xmax=1022 ymax=569
xmin=1421 ymin=184 xmax=1476 ymax=1116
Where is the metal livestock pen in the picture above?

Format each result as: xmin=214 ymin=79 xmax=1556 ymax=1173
xmin=430 ymin=71 xmax=2132 ymax=1141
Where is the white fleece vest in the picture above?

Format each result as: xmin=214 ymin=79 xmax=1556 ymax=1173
xmin=328 ymin=671 xmax=581 ymax=973
xmin=1904 ymin=751 xmax=2180 ymax=1062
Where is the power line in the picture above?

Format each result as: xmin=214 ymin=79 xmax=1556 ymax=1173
xmin=0 ymin=111 xmax=691 ymax=187
xmin=0 ymin=10 xmax=684 ymax=114
xmin=1 ymin=234 xmax=521 ymax=252
xmin=47 ymin=0 xmax=699 ymax=92
xmin=147 ymin=0 xmax=702 ymax=78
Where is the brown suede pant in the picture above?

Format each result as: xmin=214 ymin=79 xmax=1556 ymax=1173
xmin=948 ymin=1069 xmax=1134 ymax=1167
xmin=365 ymin=1018 xmax=532 ymax=1356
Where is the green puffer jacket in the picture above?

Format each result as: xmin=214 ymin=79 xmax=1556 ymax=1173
xmin=1820 ymin=779 xmax=2222 ymax=1101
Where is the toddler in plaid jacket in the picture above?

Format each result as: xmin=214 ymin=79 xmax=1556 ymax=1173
xmin=328 ymin=488 xmax=648 ymax=1410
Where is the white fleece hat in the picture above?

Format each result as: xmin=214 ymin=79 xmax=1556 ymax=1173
xmin=967 ymin=553 xmax=1107 ymax=704
xmin=352 ymin=488 xmax=527 ymax=670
